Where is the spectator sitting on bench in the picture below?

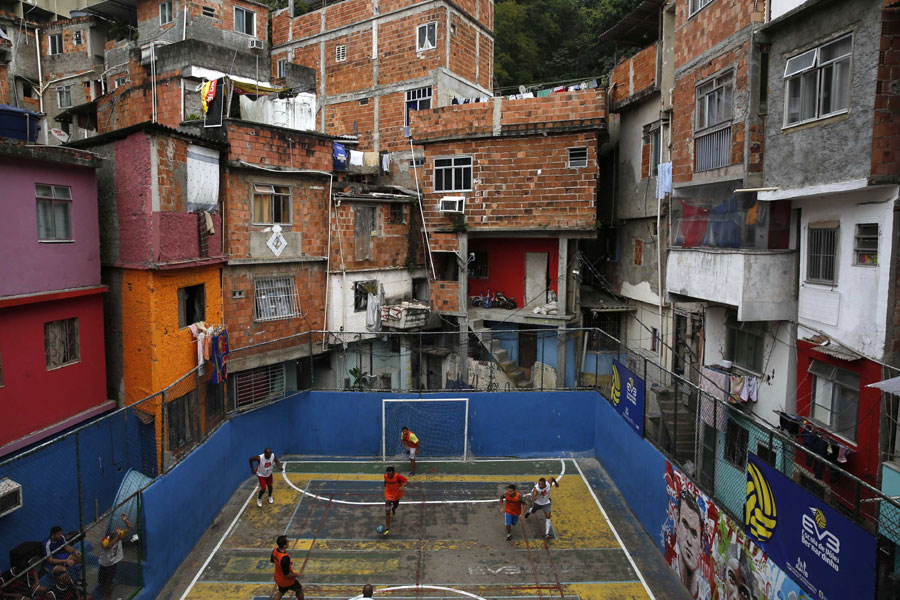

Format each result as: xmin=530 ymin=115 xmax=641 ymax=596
xmin=0 ymin=560 xmax=46 ymax=600
xmin=47 ymin=568 xmax=90 ymax=600
xmin=43 ymin=527 xmax=81 ymax=584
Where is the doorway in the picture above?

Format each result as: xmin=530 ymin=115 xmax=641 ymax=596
xmin=524 ymin=252 xmax=549 ymax=308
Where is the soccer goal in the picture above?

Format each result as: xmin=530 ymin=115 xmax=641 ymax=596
xmin=382 ymin=398 xmax=469 ymax=461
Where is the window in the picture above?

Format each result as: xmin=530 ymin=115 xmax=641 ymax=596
xmin=73 ymin=30 xmax=82 ymax=45
xmin=650 ymin=128 xmax=661 ymax=176
xmin=784 ymin=35 xmax=851 ymax=126
xmin=56 ymin=86 xmax=72 ymax=108
xmin=114 ymin=76 xmax=127 ymax=89
xmin=277 ymin=59 xmax=287 ymax=78
xmin=756 ymin=441 xmax=777 ymax=466
xmin=650 ymin=327 xmax=659 ymax=353
xmin=44 ymin=318 xmax=79 ymax=369
xmin=234 ymin=363 xmax=286 ymax=406
xmin=48 ymin=33 xmax=62 ymax=55
xmin=584 ymin=310 xmax=620 ymax=352
xmin=725 ymin=313 xmax=764 ymax=373
xmin=469 ymin=250 xmax=488 ymax=278
xmin=854 ymin=223 xmax=878 ymax=266
xmin=434 ymin=156 xmax=472 ymax=192
xmin=808 ymin=359 xmax=860 ymax=442
xmin=177 ymin=284 xmax=205 ymax=328
xmin=409 ymin=157 xmax=424 ymax=169
xmin=336 ymin=44 xmax=346 ymax=62
xmin=205 ymin=380 xmax=225 ymax=429
xmin=354 ymin=206 xmax=377 ymax=261
xmin=696 ymin=72 xmax=733 ymax=131
xmin=252 ymin=183 xmax=291 ymax=224
xmin=689 ymin=0 xmax=713 ymax=16
xmin=724 ymin=418 xmax=749 ymax=468
xmin=234 ymin=6 xmax=255 ymax=36
xmin=568 ymin=147 xmax=588 ymax=168
xmin=354 ymin=280 xmax=377 ymax=312
xmin=388 ymin=203 xmax=406 ymax=225
xmin=807 ymin=226 xmax=838 ymax=283
xmin=166 ymin=391 xmax=197 ymax=452
xmin=36 ymin=185 xmax=72 ymax=241
xmin=416 ymin=22 xmax=436 ymax=51
xmin=405 ymin=86 xmax=432 ymax=126
xmin=159 ymin=0 xmax=173 ymax=25
xmin=254 ymin=277 xmax=301 ymax=322
xmin=202 ymin=6 xmax=215 ymax=17
xmin=359 ymin=98 xmax=369 ymax=105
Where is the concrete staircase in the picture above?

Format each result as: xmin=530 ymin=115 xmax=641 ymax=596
xmin=655 ymin=384 xmax=697 ymax=464
xmin=468 ymin=319 xmax=533 ymax=389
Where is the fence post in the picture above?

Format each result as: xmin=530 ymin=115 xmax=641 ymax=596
xmin=137 ymin=491 xmax=145 ymax=587
xmin=161 ymin=393 xmax=167 ymax=474
xmin=593 ymin=329 xmax=598 ymax=388
xmin=673 ymin=377 xmax=679 ymax=457
xmin=540 ymin=330 xmax=545 ymax=391
xmin=418 ymin=331 xmax=424 ymax=391
xmin=712 ymin=397 xmax=718 ymax=491
xmin=75 ymin=431 xmax=86 ymax=596
xmin=308 ymin=333 xmax=314 ymax=388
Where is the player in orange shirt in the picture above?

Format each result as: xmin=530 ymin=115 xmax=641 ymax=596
xmin=500 ymin=484 xmax=525 ymax=541
xmin=383 ymin=466 xmax=408 ymax=536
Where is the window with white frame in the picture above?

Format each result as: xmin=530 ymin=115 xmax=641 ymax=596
xmin=44 ymin=317 xmax=79 ymax=369
xmin=809 ymin=359 xmax=859 ymax=442
xmin=56 ymin=86 xmax=72 ymax=108
xmin=434 ymin=156 xmax=472 ymax=192
xmin=159 ymin=0 xmax=173 ymax=25
xmin=784 ymin=34 xmax=851 ymax=126
xmin=417 ymin=22 xmax=436 ymax=51
xmin=807 ymin=226 xmax=838 ymax=283
xmin=696 ymin=72 xmax=733 ymax=131
xmin=73 ymin=30 xmax=83 ymax=45
xmin=336 ymin=44 xmax=346 ymax=62
xmin=854 ymin=223 xmax=878 ymax=266
xmin=725 ymin=313 xmax=764 ymax=373
xmin=252 ymin=183 xmax=291 ymax=224
xmin=254 ymin=277 xmax=301 ymax=321
xmin=234 ymin=6 xmax=255 ymax=36
xmin=36 ymin=184 xmax=72 ymax=241
xmin=233 ymin=363 xmax=285 ymax=407
xmin=568 ymin=147 xmax=588 ymax=168
xmin=277 ymin=59 xmax=287 ymax=78
xmin=48 ymin=33 xmax=62 ymax=55
xmin=689 ymin=0 xmax=714 ymax=16
xmin=405 ymin=86 xmax=432 ymax=126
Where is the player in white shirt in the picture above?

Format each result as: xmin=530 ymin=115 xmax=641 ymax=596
xmin=250 ymin=448 xmax=281 ymax=507
xmin=525 ymin=476 xmax=559 ymax=539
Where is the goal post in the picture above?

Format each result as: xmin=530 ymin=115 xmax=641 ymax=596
xmin=382 ymin=398 xmax=469 ymax=461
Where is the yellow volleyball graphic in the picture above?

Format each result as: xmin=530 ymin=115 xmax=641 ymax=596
xmin=611 ymin=365 xmax=621 ymax=406
xmin=745 ymin=462 xmax=777 ymax=541
xmin=813 ymin=507 xmax=827 ymax=530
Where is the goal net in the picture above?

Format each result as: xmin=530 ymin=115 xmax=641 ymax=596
xmin=382 ymin=398 xmax=468 ymax=461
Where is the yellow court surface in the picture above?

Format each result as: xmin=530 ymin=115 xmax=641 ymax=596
xmin=179 ymin=459 xmax=653 ymax=600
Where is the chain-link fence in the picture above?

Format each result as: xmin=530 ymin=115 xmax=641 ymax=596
xmin=4 ymin=325 xmax=900 ymax=596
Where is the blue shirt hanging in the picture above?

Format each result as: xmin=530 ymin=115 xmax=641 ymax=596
xmin=333 ymin=142 xmax=348 ymax=171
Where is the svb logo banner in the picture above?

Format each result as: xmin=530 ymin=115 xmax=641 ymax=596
xmin=745 ymin=453 xmax=876 ymax=600
xmin=610 ymin=360 xmax=644 ymax=437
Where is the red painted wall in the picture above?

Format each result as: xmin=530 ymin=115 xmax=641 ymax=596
xmin=0 ymin=294 xmax=108 ymax=449
xmin=796 ymin=340 xmax=882 ymax=487
xmin=467 ymin=238 xmax=559 ymax=305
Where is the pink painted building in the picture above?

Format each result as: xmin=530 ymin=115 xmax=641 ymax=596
xmin=0 ymin=140 xmax=112 ymax=456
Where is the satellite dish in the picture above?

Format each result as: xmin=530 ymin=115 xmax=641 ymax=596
xmin=518 ymin=85 xmax=527 ymax=94
xmin=50 ymin=128 xmax=69 ymax=143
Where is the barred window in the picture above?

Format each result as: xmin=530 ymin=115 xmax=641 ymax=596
xmin=233 ymin=363 xmax=285 ymax=407
xmin=252 ymin=184 xmax=291 ymax=225
xmin=45 ymin=318 xmax=79 ymax=369
xmin=469 ymin=250 xmax=488 ymax=279
xmin=584 ymin=310 xmax=620 ymax=352
xmin=254 ymin=277 xmax=301 ymax=321
xmin=807 ymin=226 xmax=838 ymax=284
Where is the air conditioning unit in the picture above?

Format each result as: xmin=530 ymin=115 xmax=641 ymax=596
xmin=0 ymin=478 xmax=22 ymax=518
xmin=248 ymin=39 xmax=264 ymax=50
xmin=438 ymin=196 xmax=465 ymax=214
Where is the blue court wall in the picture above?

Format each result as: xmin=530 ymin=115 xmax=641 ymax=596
xmin=593 ymin=392 xmax=668 ymax=550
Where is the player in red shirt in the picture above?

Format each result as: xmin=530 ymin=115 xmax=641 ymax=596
xmin=500 ymin=484 xmax=525 ymax=541
xmin=400 ymin=427 xmax=419 ymax=476
xmin=383 ymin=466 xmax=408 ymax=536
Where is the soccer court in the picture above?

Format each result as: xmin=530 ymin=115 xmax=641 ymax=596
xmin=177 ymin=458 xmax=655 ymax=600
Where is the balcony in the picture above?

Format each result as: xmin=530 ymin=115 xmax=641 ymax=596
xmin=380 ymin=302 xmax=430 ymax=330
xmin=666 ymin=248 xmax=797 ymax=321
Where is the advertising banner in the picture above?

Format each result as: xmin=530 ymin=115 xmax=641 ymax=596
xmin=611 ymin=360 xmax=644 ymax=436
xmin=745 ymin=453 xmax=876 ymax=600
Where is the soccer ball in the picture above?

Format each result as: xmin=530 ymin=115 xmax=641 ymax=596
xmin=376 ymin=525 xmax=386 ymax=534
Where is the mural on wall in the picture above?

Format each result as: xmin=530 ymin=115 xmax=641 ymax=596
xmin=662 ymin=460 xmax=808 ymax=600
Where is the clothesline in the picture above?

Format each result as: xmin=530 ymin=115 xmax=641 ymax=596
xmin=189 ymin=322 xmax=230 ymax=383
xmin=451 ymin=78 xmax=600 ymax=105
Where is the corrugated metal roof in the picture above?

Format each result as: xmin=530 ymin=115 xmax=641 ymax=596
xmin=598 ymin=0 xmax=665 ymax=47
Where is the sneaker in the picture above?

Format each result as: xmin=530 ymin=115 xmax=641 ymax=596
xmin=257 ymin=498 xmax=262 ymax=508
xmin=409 ymin=471 xmax=415 ymax=476
xmin=524 ymin=510 xmax=530 ymax=519
xmin=505 ymin=534 xmax=512 ymax=541
xmin=544 ymin=533 xmax=552 ymax=540
xmin=268 ymin=496 xmax=274 ymax=504
xmin=383 ymin=529 xmax=390 ymax=536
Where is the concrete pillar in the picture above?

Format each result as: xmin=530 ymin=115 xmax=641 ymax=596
xmin=457 ymin=232 xmax=469 ymax=383
xmin=557 ymin=237 xmax=568 ymax=312
xmin=556 ymin=325 xmax=567 ymax=389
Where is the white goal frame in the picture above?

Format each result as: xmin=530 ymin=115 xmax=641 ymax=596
xmin=382 ymin=398 xmax=469 ymax=462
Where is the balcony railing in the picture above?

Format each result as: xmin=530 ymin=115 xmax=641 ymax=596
xmin=695 ymin=126 xmax=732 ymax=172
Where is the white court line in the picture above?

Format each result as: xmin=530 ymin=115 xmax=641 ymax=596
xmin=285 ymin=458 xmax=572 ymax=463
xmin=572 ymin=459 xmax=656 ymax=600
xmin=178 ymin=485 xmax=258 ymax=600
xmin=280 ymin=460 xmax=565 ymax=506
xmin=350 ymin=585 xmax=487 ymax=600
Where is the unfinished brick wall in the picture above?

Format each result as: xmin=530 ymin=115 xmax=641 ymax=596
xmin=222 ymin=121 xmax=333 ymax=170
xmin=326 ymin=99 xmax=376 ymax=146
xmin=329 ymin=202 xmax=415 ymax=270
xmin=324 ymin=29 xmax=375 ymax=94
xmin=379 ymin=91 xmax=409 ymax=152
xmin=155 ymin=134 xmax=190 ymax=211
xmin=674 ymin=0 xmax=765 ymax=69
xmin=429 ymin=279 xmax=460 ymax=313
xmin=448 ymin=14 xmax=477 ymax=83
xmin=0 ymin=59 xmax=8 ymax=106
xmin=609 ymin=43 xmax=657 ymax=106
xmin=420 ymin=130 xmax=599 ymax=232
xmin=95 ymin=55 xmax=187 ymax=132
xmin=377 ymin=8 xmax=447 ymax=86
xmin=872 ymin=5 xmax=900 ymax=181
